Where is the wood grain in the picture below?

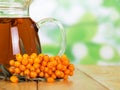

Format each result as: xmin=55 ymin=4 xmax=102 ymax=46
xmin=77 ymin=65 xmax=120 ymax=90
xmin=38 ymin=68 xmax=108 ymax=90
xmin=0 ymin=80 xmax=37 ymax=90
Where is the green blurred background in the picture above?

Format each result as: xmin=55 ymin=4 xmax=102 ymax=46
xmin=30 ymin=0 xmax=120 ymax=65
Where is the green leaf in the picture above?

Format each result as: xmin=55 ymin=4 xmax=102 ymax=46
xmin=80 ymin=56 xmax=99 ymax=64
xmin=42 ymin=44 xmax=59 ymax=55
xmin=67 ymin=13 xmax=98 ymax=45
xmin=102 ymin=0 xmax=120 ymax=12
xmin=64 ymin=45 xmax=75 ymax=62
xmin=114 ymin=19 xmax=120 ymax=27
xmin=0 ymin=64 xmax=12 ymax=78
xmin=79 ymin=42 xmax=101 ymax=64
xmin=57 ymin=0 xmax=72 ymax=9
xmin=100 ymin=45 xmax=120 ymax=62
xmin=86 ymin=42 xmax=101 ymax=59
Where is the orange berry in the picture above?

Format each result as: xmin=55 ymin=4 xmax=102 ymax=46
xmin=10 ymin=75 xmax=19 ymax=83
xmin=61 ymin=54 xmax=67 ymax=60
xmin=47 ymin=77 xmax=54 ymax=83
xmin=22 ymin=59 xmax=28 ymax=66
xmin=16 ymin=53 xmax=22 ymax=57
xmin=52 ymin=67 xmax=56 ymax=71
xmin=34 ymin=57 xmax=40 ymax=63
xmin=24 ymin=69 xmax=30 ymax=76
xmin=49 ymin=57 xmax=54 ymax=62
xmin=43 ymin=55 xmax=49 ymax=62
xmin=38 ymin=53 xmax=44 ymax=58
xmin=16 ymin=55 xmax=22 ymax=62
xmin=52 ymin=60 xmax=57 ymax=66
xmin=23 ymin=54 xmax=29 ymax=59
xmin=30 ymin=71 xmax=37 ymax=78
xmin=20 ymin=72 xmax=24 ymax=76
xmin=57 ymin=64 xmax=62 ymax=70
xmin=26 ymin=64 xmax=31 ymax=69
xmin=14 ymin=61 xmax=21 ymax=67
xmin=44 ymin=67 xmax=49 ymax=72
xmin=60 ymin=71 xmax=64 ymax=78
xmin=61 ymin=65 xmax=67 ymax=71
xmin=62 ymin=59 xmax=69 ymax=65
xmin=14 ymin=68 xmax=21 ymax=74
xmin=9 ymin=67 xmax=15 ymax=73
xmin=9 ymin=60 xmax=15 ymax=66
xmin=55 ymin=56 xmax=61 ymax=60
xmin=63 ymin=75 xmax=68 ymax=80
xmin=64 ymin=69 xmax=70 ymax=75
xmin=55 ymin=70 xmax=61 ymax=77
xmin=55 ymin=56 xmax=61 ymax=64
xmin=69 ymin=71 xmax=74 ymax=76
xmin=38 ymin=56 xmax=43 ymax=63
xmin=39 ymin=72 xmax=44 ymax=77
xmin=40 ymin=66 xmax=45 ymax=71
xmin=29 ymin=66 xmax=35 ymax=71
xmin=47 ymin=62 xmax=53 ymax=68
xmin=33 ymin=63 xmax=40 ymax=69
xmin=68 ymin=64 xmax=75 ymax=71
xmin=16 ymin=53 xmax=22 ymax=60
xmin=41 ymin=61 xmax=47 ymax=67
xmin=28 ymin=58 xmax=34 ymax=65
xmin=61 ymin=55 xmax=70 ymax=65
xmin=30 ymin=53 xmax=37 ymax=59
xmin=48 ymin=69 xmax=52 ymax=75
xmin=45 ymin=73 xmax=49 ymax=78
xmin=51 ymin=73 xmax=56 ymax=79
xmin=19 ymin=65 xmax=26 ymax=71
xmin=36 ymin=68 xmax=40 ymax=74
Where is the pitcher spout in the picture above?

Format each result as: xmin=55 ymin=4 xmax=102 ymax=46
xmin=0 ymin=0 xmax=33 ymax=17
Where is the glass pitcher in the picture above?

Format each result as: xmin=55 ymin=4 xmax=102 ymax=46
xmin=0 ymin=0 xmax=66 ymax=65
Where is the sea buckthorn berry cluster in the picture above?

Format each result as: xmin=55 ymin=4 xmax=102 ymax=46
xmin=9 ymin=53 xmax=75 ymax=83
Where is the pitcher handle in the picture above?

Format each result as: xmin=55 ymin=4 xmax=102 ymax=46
xmin=36 ymin=18 xmax=66 ymax=56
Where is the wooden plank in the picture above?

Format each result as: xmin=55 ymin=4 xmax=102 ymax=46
xmin=77 ymin=65 xmax=120 ymax=90
xmin=38 ymin=68 xmax=108 ymax=90
xmin=0 ymin=80 xmax=37 ymax=90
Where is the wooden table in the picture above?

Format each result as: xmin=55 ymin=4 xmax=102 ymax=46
xmin=0 ymin=65 xmax=120 ymax=90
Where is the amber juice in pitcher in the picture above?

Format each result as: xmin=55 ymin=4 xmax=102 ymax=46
xmin=0 ymin=18 xmax=41 ymax=65
xmin=0 ymin=0 xmax=66 ymax=65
